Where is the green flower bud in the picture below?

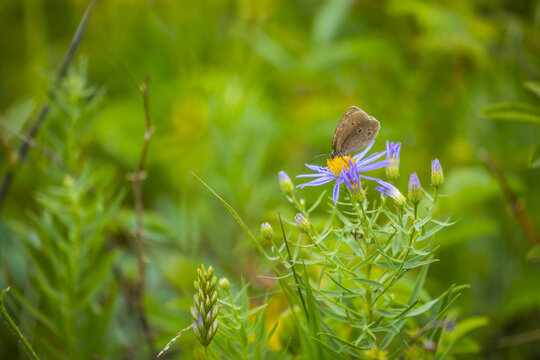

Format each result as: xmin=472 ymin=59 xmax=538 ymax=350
xmin=294 ymin=213 xmax=310 ymax=234
xmin=260 ymin=222 xmax=273 ymax=240
xmin=408 ymin=173 xmax=422 ymax=205
xmin=431 ymin=159 xmax=444 ymax=188
xmin=278 ymin=171 xmax=294 ymax=195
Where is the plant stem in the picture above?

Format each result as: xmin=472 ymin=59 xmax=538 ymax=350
xmin=358 ymin=202 xmax=374 ymax=323
xmin=374 ymin=209 xmax=419 ymax=305
xmin=130 ymin=75 xmax=155 ymax=355
xmin=279 ymin=213 xmax=309 ymax=321
xmin=0 ymin=288 xmax=41 ymax=360
xmin=307 ymin=232 xmax=356 ymax=278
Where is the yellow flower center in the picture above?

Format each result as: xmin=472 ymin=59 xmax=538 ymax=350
xmin=327 ymin=155 xmax=355 ymax=176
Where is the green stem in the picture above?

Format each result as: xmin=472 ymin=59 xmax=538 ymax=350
xmin=278 ymin=213 xmax=309 ymax=321
xmin=374 ymin=209 xmax=419 ymax=305
xmin=311 ymin=287 xmax=363 ymax=318
xmin=307 ymin=232 xmax=356 ymax=278
xmin=432 ymin=188 xmax=439 ymax=206
xmin=358 ymin=203 xmax=375 ymax=323
xmin=226 ymin=289 xmax=248 ymax=360
xmin=0 ymin=288 xmax=41 ymax=360
xmin=372 ymin=196 xmax=387 ymax=224
xmin=289 ymin=192 xmax=305 ymax=215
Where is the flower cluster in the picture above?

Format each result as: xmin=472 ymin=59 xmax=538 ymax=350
xmin=191 ymin=265 xmax=219 ymax=346
xmin=295 ymin=140 xmax=444 ymax=205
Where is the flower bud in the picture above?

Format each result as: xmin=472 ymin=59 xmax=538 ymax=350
xmin=191 ymin=264 xmax=219 ymax=346
xmin=260 ymin=222 xmax=273 ymax=240
xmin=375 ymin=181 xmax=406 ymax=207
xmin=424 ymin=340 xmax=437 ymax=352
xmin=218 ymin=277 xmax=230 ymax=291
xmin=431 ymin=159 xmax=444 ymax=188
xmin=408 ymin=173 xmax=422 ymax=205
xmin=278 ymin=171 xmax=294 ymax=195
xmin=294 ymin=213 xmax=310 ymax=234
xmin=385 ymin=141 xmax=401 ymax=181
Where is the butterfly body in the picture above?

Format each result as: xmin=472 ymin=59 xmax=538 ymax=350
xmin=331 ymin=106 xmax=380 ymax=158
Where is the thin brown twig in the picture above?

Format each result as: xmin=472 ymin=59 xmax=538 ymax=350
xmin=478 ymin=148 xmax=540 ymax=246
xmin=156 ymin=324 xmax=193 ymax=358
xmin=129 ymin=75 xmax=155 ymax=356
xmin=0 ymin=118 xmax=71 ymax=173
xmin=492 ymin=328 xmax=540 ymax=350
xmin=0 ymin=0 xmax=100 ymax=214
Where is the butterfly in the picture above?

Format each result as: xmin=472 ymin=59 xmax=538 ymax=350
xmin=331 ymin=106 xmax=380 ymax=159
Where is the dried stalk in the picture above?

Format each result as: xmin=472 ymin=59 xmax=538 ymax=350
xmin=129 ymin=75 xmax=155 ymax=355
xmin=478 ymin=148 xmax=539 ymax=246
xmin=0 ymin=118 xmax=71 ymax=173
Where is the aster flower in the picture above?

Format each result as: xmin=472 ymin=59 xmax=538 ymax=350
xmin=408 ymin=173 xmax=422 ymax=204
xmin=375 ymin=181 xmax=406 ymax=206
xmin=385 ymin=141 xmax=401 ymax=181
xmin=296 ymin=140 xmax=390 ymax=203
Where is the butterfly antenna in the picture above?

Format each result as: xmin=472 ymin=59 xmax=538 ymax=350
xmin=314 ymin=153 xmax=330 ymax=159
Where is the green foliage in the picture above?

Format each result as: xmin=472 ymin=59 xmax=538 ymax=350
xmin=0 ymin=288 xmax=40 ymax=360
xmin=209 ymin=165 xmax=479 ymax=358
xmin=1 ymin=0 xmax=540 ymax=358
xmin=3 ymin=63 xmax=124 ymax=359
xmin=214 ymin=280 xmax=286 ymax=360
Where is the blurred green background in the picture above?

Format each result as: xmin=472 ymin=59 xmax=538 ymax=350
xmin=1 ymin=0 xmax=540 ymax=358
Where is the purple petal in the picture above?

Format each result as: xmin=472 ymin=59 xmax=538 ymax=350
xmin=296 ymin=173 xmax=327 ymax=178
xmin=356 ymin=150 xmax=387 ymax=167
xmin=332 ymin=178 xmax=343 ymax=204
xmin=304 ymin=163 xmax=331 ymax=174
xmin=357 ymin=159 xmax=390 ymax=172
xmin=297 ymin=176 xmax=336 ymax=188
xmin=358 ymin=174 xmax=385 ymax=183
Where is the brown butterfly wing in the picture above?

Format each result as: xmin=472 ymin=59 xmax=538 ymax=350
xmin=332 ymin=106 xmax=362 ymax=152
xmin=332 ymin=106 xmax=380 ymax=156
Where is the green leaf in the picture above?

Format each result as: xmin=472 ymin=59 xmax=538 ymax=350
xmin=352 ymin=277 xmax=385 ymax=290
xmin=445 ymin=316 xmax=489 ymax=345
xmin=524 ymin=81 xmax=540 ymax=98
xmin=480 ymin=101 xmax=540 ymax=125
xmin=408 ymin=264 xmax=430 ymax=306
xmin=311 ymin=338 xmax=349 ymax=360
xmin=529 ymin=141 xmax=540 ymax=168
xmin=302 ymin=264 xmax=325 ymax=360
xmin=404 ymin=258 xmax=439 ymax=270
xmin=0 ymin=288 xmax=41 ymax=360
xmin=526 ymin=245 xmax=540 ymax=262
xmin=441 ymin=317 xmax=489 ymax=358
xmin=311 ymin=0 xmax=353 ymax=45
xmin=318 ymin=332 xmax=369 ymax=356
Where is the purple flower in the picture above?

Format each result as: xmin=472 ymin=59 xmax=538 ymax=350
xmin=342 ymin=163 xmax=366 ymax=202
xmin=296 ymin=140 xmax=390 ymax=203
xmin=375 ymin=181 xmax=406 ymax=206
xmin=385 ymin=141 xmax=401 ymax=181
xmin=342 ymin=163 xmax=362 ymax=193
